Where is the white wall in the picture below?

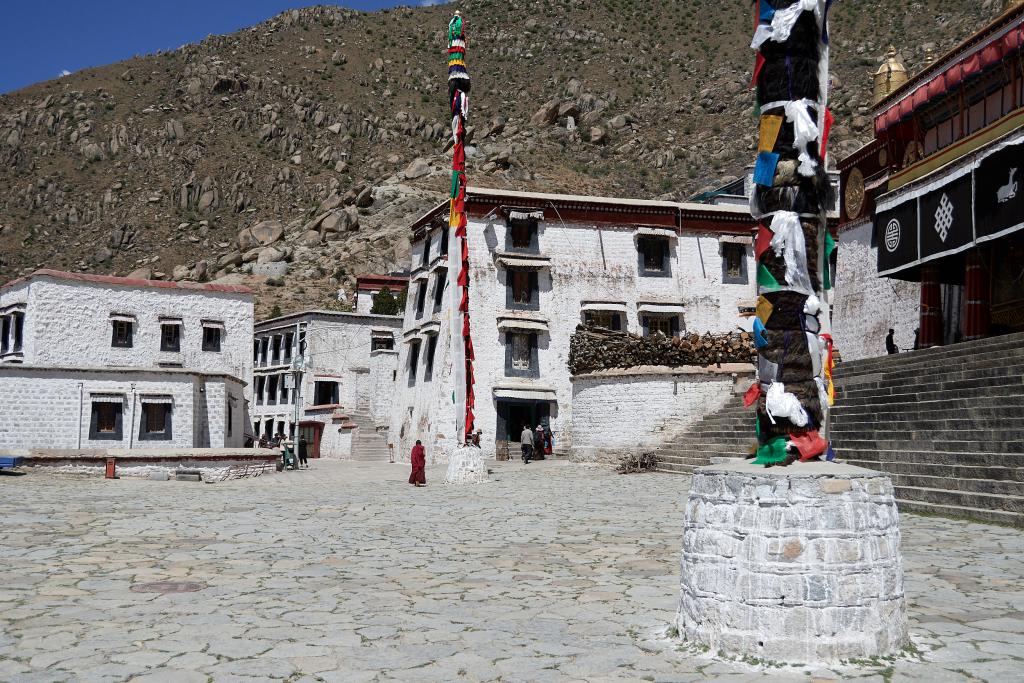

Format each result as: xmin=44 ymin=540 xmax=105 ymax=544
xmin=832 ymin=222 xmax=920 ymax=361
xmin=388 ymin=214 xmax=757 ymax=465
xmin=0 ymin=367 xmax=244 ymax=451
xmin=0 ymin=276 xmax=253 ymax=382
xmin=251 ymin=311 xmax=401 ymax=457
xmin=568 ymin=367 xmax=751 ymax=463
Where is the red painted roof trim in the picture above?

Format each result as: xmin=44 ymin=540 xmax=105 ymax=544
xmin=356 ymin=274 xmax=410 ymax=291
xmin=1 ymin=269 xmax=253 ymax=295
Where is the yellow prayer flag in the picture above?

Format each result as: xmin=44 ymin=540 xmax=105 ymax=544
xmin=758 ymin=115 xmax=783 ymax=153
xmin=755 ymin=295 xmax=774 ymax=325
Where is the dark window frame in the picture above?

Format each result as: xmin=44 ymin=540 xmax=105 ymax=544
xmin=432 ymin=270 xmax=447 ymax=313
xmin=160 ymin=322 xmax=181 ymax=352
xmin=407 ymin=340 xmax=421 ymax=386
xmin=283 ymin=333 xmax=294 ymax=364
xmin=641 ymin=314 xmax=680 ymax=338
xmin=89 ymin=401 xmax=124 ymax=441
xmin=371 ymin=335 xmax=395 ymax=351
xmin=111 ymin=320 xmax=133 ymax=348
xmin=721 ymin=243 xmax=749 ymax=285
xmin=506 ymin=217 xmax=540 ymax=253
xmin=267 ymin=375 xmax=279 ymax=405
xmin=0 ymin=315 xmax=8 ymax=354
xmin=584 ymin=311 xmax=623 ymax=331
xmin=202 ymin=326 xmax=222 ymax=352
xmin=138 ymin=402 xmax=173 ymax=442
xmin=414 ymin=280 xmax=428 ymax=319
xmin=424 ymin=335 xmax=438 ymax=381
xmin=637 ymin=237 xmax=671 ymax=277
xmin=506 ymin=269 xmax=540 ymax=312
xmin=504 ymin=331 xmax=540 ymax=379
xmin=313 ymin=380 xmax=340 ymax=406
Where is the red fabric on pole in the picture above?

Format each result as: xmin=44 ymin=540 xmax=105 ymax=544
xmin=755 ymin=224 xmax=774 ymax=261
xmin=743 ymin=382 xmax=762 ymax=408
xmin=821 ymin=108 xmax=835 ymax=157
xmin=751 ymin=52 xmax=766 ymax=89
xmin=791 ymin=431 xmax=829 ymax=461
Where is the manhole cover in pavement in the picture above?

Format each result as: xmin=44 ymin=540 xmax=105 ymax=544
xmin=130 ymin=581 xmax=206 ymax=594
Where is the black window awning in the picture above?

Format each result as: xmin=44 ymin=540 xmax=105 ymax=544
xmin=875 ymin=132 xmax=1024 ymax=278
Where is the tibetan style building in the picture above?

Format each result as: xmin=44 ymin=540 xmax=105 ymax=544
xmin=837 ymin=2 xmax=1024 ymax=355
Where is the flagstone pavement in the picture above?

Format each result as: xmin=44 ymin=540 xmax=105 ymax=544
xmin=1 ymin=459 xmax=1023 ymax=683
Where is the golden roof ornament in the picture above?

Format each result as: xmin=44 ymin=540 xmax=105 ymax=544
xmin=873 ymin=46 xmax=908 ymax=105
xmin=923 ymin=47 xmax=935 ymax=67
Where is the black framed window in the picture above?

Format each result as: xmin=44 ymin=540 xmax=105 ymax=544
xmin=227 ymin=402 xmax=234 ymax=438
xmin=12 ymin=312 xmax=22 ymax=351
xmin=721 ymin=244 xmax=749 ymax=285
xmin=507 ymin=269 xmax=540 ymax=311
xmin=372 ymin=335 xmax=394 ymax=351
xmin=139 ymin=402 xmax=172 ymax=441
xmin=89 ymin=401 xmax=123 ymax=441
xmin=415 ymin=281 xmax=428 ymax=319
xmin=0 ymin=315 xmax=8 ymax=354
xmin=637 ymin=237 xmax=670 ymax=276
xmin=270 ymin=335 xmax=281 ymax=363
xmin=642 ymin=314 xmax=680 ymax=338
xmin=505 ymin=216 xmax=540 ymax=253
xmin=584 ymin=311 xmax=622 ymax=331
xmin=407 ymin=340 xmax=421 ymax=386
xmin=314 ymin=380 xmax=339 ymax=405
xmin=160 ymin=323 xmax=181 ymax=352
xmin=283 ymin=333 xmax=294 ymax=364
xmin=202 ymin=326 xmax=222 ymax=352
xmin=439 ymin=226 xmax=449 ymax=257
xmin=505 ymin=332 xmax=540 ymax=378
xmin=432 ymin=270 xmax=447 ymax=312
xmin=424 ymin=335 xmax=438 ymax=381
xmin=111 ymin=320 xmax=133 ymax=348
xmin=267 ymin=375 xmax=279 ymax=405
xmin=255 ymin=376 xmax=265 ymax=404
xmin=253 ymin=339 xmax=261 ymax=364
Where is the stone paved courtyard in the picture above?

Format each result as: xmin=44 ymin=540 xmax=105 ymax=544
xmin=1 ymin=460 xmax=1023 ymax=683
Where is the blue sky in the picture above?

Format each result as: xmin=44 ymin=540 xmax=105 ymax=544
xmin=0 ymin=1 xmax=425 ymax=94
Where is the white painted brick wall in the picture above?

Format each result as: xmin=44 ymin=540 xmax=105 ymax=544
xmin=568 ymin=370 xmax=747 ymax=461
xmin=832 ymin=222 xmax=920 ymax=361
xmin=0 ymin=368 xmax=243 ymax=450
xmin=0 ymin=277 xmax=253 ymax=381
xmin=388 ymin=215 xmax=757 ymax=465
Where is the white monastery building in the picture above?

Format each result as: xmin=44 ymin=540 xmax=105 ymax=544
xmin=387 ymin=188 xmax=761 ymax=464
xmin=251 ymin=309 xmax=402 ymax=460
xmin=0 ymin=270 xmax=253 ymax=451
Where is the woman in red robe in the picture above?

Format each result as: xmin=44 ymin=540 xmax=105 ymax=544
xmin=409 ymin=440 xmax=426 ymax=486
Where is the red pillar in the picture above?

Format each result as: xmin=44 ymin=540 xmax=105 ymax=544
xmin=919 ymin=265 xmax=944 ymax=348
xmin=963 ymin=249 xmax=990 ymax=341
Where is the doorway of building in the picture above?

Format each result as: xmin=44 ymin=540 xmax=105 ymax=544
xmin=495 ymin=399 xmax=553 ymax=457
xmin=298 ymin=422 xmax=323 ymax=459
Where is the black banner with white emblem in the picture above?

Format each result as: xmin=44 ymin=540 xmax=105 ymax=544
xmin=919 ymin=173 xmax=973 ymax=261
xmin=976 ymin=141 xmax=1024 ymax=241
xmin=875 ymin=198 xmax=919 ymax=275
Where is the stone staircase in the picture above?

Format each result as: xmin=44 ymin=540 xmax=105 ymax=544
xmin=829 ymin=332 xmax=1024 ymax=527
xmin=654 ymin=397 xmax=753 ymax=473
xmin=348 ymin=407 xmax=392 ymax=462
xmin=653 ymin=332 xmax=1024 ymax=527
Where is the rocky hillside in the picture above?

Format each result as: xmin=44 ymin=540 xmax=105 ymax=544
xmin=0 ymin=0 xmax=1004 ymax=318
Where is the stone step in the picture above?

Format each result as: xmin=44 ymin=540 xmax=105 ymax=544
xmin=835 ymin=383 xmax=1024 ymax=407
xmin=892 ymin=485 xmax=1024 ymax=515
xmin=836 ymin=437 xmax=1024 ymax=453
xmin=838 ymin=374 xmax=1024 ymax=397
xmin=837 ymin=348 xmax=1024 ymax=379
xmin=836 ymin=360 xmax=1024 ymax=387
xmin=838 ymin=459 xmax=1024 ymax=482
xmin=894 ymin=498 xmax=1024 ymax=527
xmin=835 ymin=333 xmax=1024 ymax=376
xmin=831 ymin=417 xmax=1024 ymax=433
xmin=834 ymin=402 xmax=1024 ymax=420
xmin=886 ymin=472 xmax=1024 ymax=497
xmin=837 ymin=447 xmax=1024 ymax=467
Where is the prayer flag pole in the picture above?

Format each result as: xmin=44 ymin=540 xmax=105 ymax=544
xmin=748 ymin=0 xmax=838 ymax=466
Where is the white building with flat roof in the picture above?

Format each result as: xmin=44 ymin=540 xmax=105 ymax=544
xmin=251 ymin=310 xmax=403 ymax=460
xmin=0 ymin=270 xmax=253 ymax=452
xmin=387 ymin=188 xmax=759 ymax=464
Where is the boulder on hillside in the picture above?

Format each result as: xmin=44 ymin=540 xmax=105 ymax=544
xmin=531 ymin=99 xmax=560 ymax=126
xmin=126 ymin=267 xmax=153 ymax=280
xmin=237 ymin=220 xmax=284 ymax=250
xmin=355 ymin=186 xmax=374 ymax=208
xmin=587 ymin=126 xmax=608 ymax=145
xmin=403 ymin=158 xmax=431 ymax=180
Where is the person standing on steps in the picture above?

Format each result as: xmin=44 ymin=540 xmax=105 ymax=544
xmin=520 ymin=424 xmax=534 ymax=464
xmin=534 ymin=424 xmax=546 ymax=461
xmin=409 ymin=440 xmax=426 ymax=486
xmin=885 ymin=328 xmax=899 ymax=355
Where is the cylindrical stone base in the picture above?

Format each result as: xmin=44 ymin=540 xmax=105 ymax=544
xmin=677 ymin=460 xmax=907 ymax=663
xmin=443 ymin=444 xmax=488 ymax=485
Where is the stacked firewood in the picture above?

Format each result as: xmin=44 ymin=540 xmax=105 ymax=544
xmin=569 ymin=325 xmax=756 ymax=376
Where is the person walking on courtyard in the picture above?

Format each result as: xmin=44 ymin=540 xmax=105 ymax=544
xmin=409 ymin=440 xmax=426 ymax=486
xmin=885 ymin=328 xmax=899 ymax=355
xmin=544 ymin=426 xmax=554 ymax=456
xmin=534 ymin=424 xmax=546 ymax=461
xmin=520 ymin=424 xmax=534 ymax=464
xmin=297 ymin=436 xmax=309 ymax=469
